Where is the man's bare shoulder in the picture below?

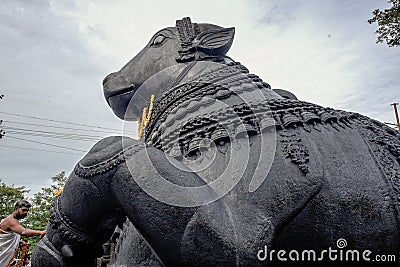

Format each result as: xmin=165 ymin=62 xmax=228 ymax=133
xmin=0 ymin=214 xmax=19 ymax=232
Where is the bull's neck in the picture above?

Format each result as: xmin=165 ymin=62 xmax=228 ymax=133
xmin=170 ymin=60 xmax=281 ymax=100
xmin=170 ymin=59 xmax=233 ymax=89
xmin=143 ymin=60 xmax=281 ymax=142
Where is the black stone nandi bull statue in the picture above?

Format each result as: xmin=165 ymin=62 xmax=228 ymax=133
xmin=32 ymin=17 xmax=400 ymax=266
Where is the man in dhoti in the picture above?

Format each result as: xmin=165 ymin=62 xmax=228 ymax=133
xmin=0 ymin=200 xmax=45 ymax=267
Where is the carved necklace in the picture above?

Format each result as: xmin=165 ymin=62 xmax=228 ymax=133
xmin=137 ymin=61 xmax=197 ymax=140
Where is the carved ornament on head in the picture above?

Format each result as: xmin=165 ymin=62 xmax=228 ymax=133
xmin=175 ymin=17 xmax=235 ymax=62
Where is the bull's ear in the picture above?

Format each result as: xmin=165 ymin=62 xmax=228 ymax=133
xmin=194 ymin=27 xmax=235 ymax=56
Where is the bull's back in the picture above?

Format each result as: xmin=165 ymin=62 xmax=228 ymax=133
xmin=269 ymin=119 xmax=400 ymax=256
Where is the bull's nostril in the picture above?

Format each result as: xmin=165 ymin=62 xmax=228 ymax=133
xmin=103 ymin=72 xmax=118 ymax=86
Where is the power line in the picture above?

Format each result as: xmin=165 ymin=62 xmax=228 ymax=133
xmin=5 ymin=135 xmax=87 ymax=152
xmin=3 ymin=120 xmax=133 ymax=135
xmin=0 ymin=144 xmax=82 ymax=155
xmin=0 ymin=111 xmax=135 ymax=133
xmin=3 ymin=126 xmax=104 ymax=140
xmin=4 ymin=131 xmax=101 ymax=142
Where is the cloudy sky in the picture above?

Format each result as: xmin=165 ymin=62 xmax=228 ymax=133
xmin=0 ymin=0 xmax=399 ymax=196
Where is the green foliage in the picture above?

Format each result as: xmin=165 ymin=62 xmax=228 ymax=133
xmin=368 ymin=0 xmax=400 ymax=47
xmin=23 ymin=171 xmax=68 ymax=252
xmin=0 ymin=179 xmax=29 ymax=218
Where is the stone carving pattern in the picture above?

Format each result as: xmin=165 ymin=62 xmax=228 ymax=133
xmin=280 ymin=131 xmax=310 ymax=174
xmin=355 ymin=116 xmax=400 ymax=223
xmin=144 ymin=62 xmax=267 ymax=139
xmin=148 ymin=97 xmax=356 ymax=166
xmin=49 ymin=197 xmax=94 ymax=246
xmin=74 ymin=143 xmax=145 ymax=178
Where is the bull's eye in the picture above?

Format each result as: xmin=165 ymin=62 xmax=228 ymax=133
xmin=152 ymin=35 xmax=166 ymax=46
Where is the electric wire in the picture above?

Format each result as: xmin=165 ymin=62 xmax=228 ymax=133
xmin=0 ymin=113 xmax=138 ymax=155
xmin=0 ymin=144 xmax=82 ymax=155
xmin=3 ymin=120 xmax=133 ymax=135
xmin=0 ymin=111 xmax=135 ymax=133
xmin=3 ymin=126 xmax=105 ymax=140
xmin=4 ymin=131 xmax=101 ymax=142
xmin=5 ymin=136 xmax=87 ymax=152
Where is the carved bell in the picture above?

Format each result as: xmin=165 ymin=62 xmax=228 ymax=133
xmin=259 ymin=117 xmax=278 ymax=132
xmin=211 ymin=127 xmax=229 ymax=142
xmin=235 ymin=123 xmax=257 ymax=139
xmin=169 ymin=143 xmax=183 ymax=159
xmin=186 ymin=137 xmax=202 ymax=155
xmin=317 ymin=110 xmax=337 ymax=123
xmin=300 ymin=111 xmax=321 ymax=124
xmin=282 ymin=112 xmax=302 ymax=128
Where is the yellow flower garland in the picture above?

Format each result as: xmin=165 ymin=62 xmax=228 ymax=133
xmin=138 ymin=94 xmax=155 ymax=140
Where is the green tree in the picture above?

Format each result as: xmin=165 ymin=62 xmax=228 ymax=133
xmin=24 ymin=171 xmax=68 ymax=252
xmin=368 ymin=0 xmax=400 ymax=47
xmin=0 ymin=179 xmax=29 ymax=218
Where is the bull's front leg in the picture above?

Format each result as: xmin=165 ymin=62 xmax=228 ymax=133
xmin=32 ymin=136 xmax=229 ymax=266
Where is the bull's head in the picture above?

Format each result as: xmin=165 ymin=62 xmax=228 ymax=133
xmin=103 ymin=17 xmax=235 ymax=120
